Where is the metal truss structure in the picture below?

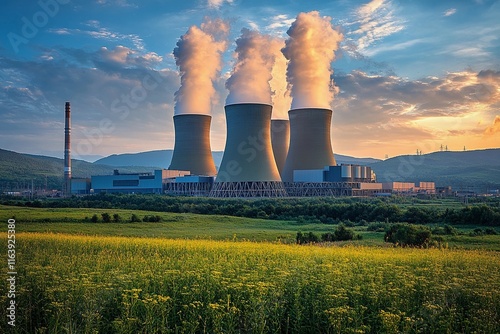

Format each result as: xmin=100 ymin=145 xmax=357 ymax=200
xmin=164 ymin=182 xmax=213 ymax=196
xmin=209 ymin=181 xmax=287 ymax=198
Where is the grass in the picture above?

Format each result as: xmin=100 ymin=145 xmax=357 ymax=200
xmin=2 ymin=205 xmax=500 ymax=249
xmin=1 ymin=233 xmax=499 ymax=333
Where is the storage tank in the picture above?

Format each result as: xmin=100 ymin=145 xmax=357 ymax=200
xmin=211 ymin=103 xmax=286 ymax=197
xmin=354 ymin=165 xmax=362 ymax=179
xmin=271 ymin=119 xmax=290 ymax=178
xmin=282 ymin=108 xmax=336 ymax=182
xmin=361 ymin=166 xmax=367 ymax=180
xmin=341 ymin=164 xmax=352 ymax=178
xmin=169 ymin=114 xmax=217 ymax=176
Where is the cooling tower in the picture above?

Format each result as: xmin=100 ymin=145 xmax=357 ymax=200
xmin=211 ymin=103 xmax=286 ymax=197
xmin=169 ymin=114 xmax=217 ymax=176
xmin=282 ymin=108 xmax=337 ymax=182
xmin=63 ymin=102 xmax=71 ymax=197
xmin=271 ymin=119 xmax=290 ymax=178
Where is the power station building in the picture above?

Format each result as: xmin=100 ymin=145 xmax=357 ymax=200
xmin=92 ymin=169 xmax=189 ymax=194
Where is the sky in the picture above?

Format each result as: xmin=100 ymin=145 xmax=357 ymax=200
xmin=1 ymin=0 xmax=499 ymax=161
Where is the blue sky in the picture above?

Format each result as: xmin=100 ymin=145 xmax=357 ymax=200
xmin=1 ymin=0 xmax=499 ymax=160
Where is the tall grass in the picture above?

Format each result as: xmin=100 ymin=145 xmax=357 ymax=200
xmin=2 ymin=233 xmax=499 ymax=333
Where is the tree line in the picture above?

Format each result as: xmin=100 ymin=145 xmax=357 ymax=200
xmin=2 ymin=193 xmax=499 ymax=226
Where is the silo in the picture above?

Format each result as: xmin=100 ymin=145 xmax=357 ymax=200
xmin=282 ymin=108 xmax=336 ymax=182
xmin=341 ymin=164 xmax=352 ymax=179
xmin=211 ymin=103 xmax=286 ymax=197
xmin=271 ymin=119 xmax=290 ymax=178
xmin=169 ymin=114 xmax=217 ymax=176
xmin=354 ymin=166 xmax=362 ymax=180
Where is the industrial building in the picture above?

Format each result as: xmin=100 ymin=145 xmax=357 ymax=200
xmin=92 ymin=169 xmax=189 ymax=194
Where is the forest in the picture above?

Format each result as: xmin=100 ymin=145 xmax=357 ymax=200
xmin=2 ymin=193 xmax=499 ymax=226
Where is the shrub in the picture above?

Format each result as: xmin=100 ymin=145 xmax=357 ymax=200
xmin=384 ymin=223 xmax=431 ymax=247
xmin=101 ymin=213 xmax=111 ymax=223
xmin=113 ymin=214 xmax=121 ymax=223
xmin=90 ymin=214 xmax=99 ymax=223
xmin=296 ymin=231 xmax=319 ymax=244
xmin=321 ymin=224 xmax=362 ymax=242
xmin=130 ymin=214 xmax=141 ymax=222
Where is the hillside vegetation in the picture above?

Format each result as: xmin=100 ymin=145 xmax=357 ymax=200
xmin=0 ymin=149 xmax=156 ymax=191
xmin=370 ymin=148 xmax=500 ymax=191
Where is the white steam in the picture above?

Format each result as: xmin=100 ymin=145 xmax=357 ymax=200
xmin=282 ymin=11 xmax=343 ymax=110
xmin=173 ymin=18 xmax=229 ymax=115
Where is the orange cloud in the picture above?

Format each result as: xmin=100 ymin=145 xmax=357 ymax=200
xmin=484 ymin=116 xmax=500 ymax=136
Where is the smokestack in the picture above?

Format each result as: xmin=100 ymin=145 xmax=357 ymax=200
xmin=64 ymin=101 xmax=71 ymax=196
xmin=211 ymin=103 xmax=286 ymax=197
xmin=271 ymin=119 xmax=290 ymax=178
xmin=169 ymin=114 xmax=217 ymax=176
xmin=282 ymin=108 xmax=336 ymax=182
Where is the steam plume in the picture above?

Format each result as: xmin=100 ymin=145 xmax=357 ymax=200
xmin=270 ymin=38 xmax=292 ymax=119
xmin=282 ymin=11 xmax=343 ymax=110
xmin=226 ymin=29 xmax=283 ymax=106
xmin=173 ymin=18 xmax=229 ymax=115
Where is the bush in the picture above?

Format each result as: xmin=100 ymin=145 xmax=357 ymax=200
xmin=143 ymin=215 xmax=163 ymax=223
xmin=485 ymin=228 xmax=498 ymax=235
xmin=321 ymin=224 xmax=362 ymax=242
xmin=101 ymin=213 xmax=111 ymax=223
xmin=90 ymin=214 xmax=99 ymax=223
xmin=113 ymin=214 xmax=121 ymax=223
xmin=296 ymin=231 xmax=319 ymax=244
xmin=130 ymin=214 xmax=141 ymax=222
xmin=384 ymin=223 xmax=431 ymax=247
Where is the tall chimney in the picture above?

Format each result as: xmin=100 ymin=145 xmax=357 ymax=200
xmin=64 ymin=102 xmax=71 ymax=196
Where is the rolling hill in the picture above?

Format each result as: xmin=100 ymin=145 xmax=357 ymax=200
xmin=369 ymin=149 xmax=500 ymax=191
xmin=95 ymin=150 xmax=381 ymax=169
xmin=1 ymin=147 xmax=498 ymax=193
xmin=0 ymin=149 xmax=157 ymax=191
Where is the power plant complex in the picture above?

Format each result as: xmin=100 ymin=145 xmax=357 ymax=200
xmin=64 ymin=13 xmax=436 ymax=198
xmin=66 ymin=101 xmax=435 ymax=197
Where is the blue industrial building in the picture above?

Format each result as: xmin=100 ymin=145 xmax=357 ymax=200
xmin=91 ymin=169 xmax=189 ymax=194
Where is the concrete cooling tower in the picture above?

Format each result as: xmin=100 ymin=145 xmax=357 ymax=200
xmin=282 ymin=108 xmax=337 ymax=182
xmin=168 ymin=114 xmax=217 ymax=176
xmin=210 ymin=103 xmax=287 ymax=197
xmin=271 ymin=119 xmax=290 ymax=178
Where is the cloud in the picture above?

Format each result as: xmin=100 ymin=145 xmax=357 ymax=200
xmin=207 ymin=0 xmax=233 ymax=9
xmin=0 ymin=51 xmax=180 ymax=156
xmin=48 ymin=24 xmax=144 ymax=51
xmin=350 ymin=0 xmax=405 ymax=53
xmin=444 ymin=8 xmax=457 ymax=17
xmin=331 ymin=69 xmax=500 ymax=155
xmin=484 ymin=116 xmax=500 ymax=136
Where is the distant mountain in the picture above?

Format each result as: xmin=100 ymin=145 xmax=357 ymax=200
xmin=0 ymin=149 xmax=156 ymax=191
xmin=2 ymin=147 xmax=498 ymax=193
xmin=334 ymin=154 xmax=381 ymax=165
xmin=96 ymin=150 xmax=225 ymax=169
xmin=369 ymin=148 xmax=500 ymax=192
xmin=95 ymin=150 xmax=379 ymax=169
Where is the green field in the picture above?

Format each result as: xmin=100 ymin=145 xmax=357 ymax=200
xmin=1 ymin=233 xmax=499 ymax=333
xmin=1 ymin=205 xmax=500 ymax=333
xmin=2 ymin=205 xmax=500 ymax=249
